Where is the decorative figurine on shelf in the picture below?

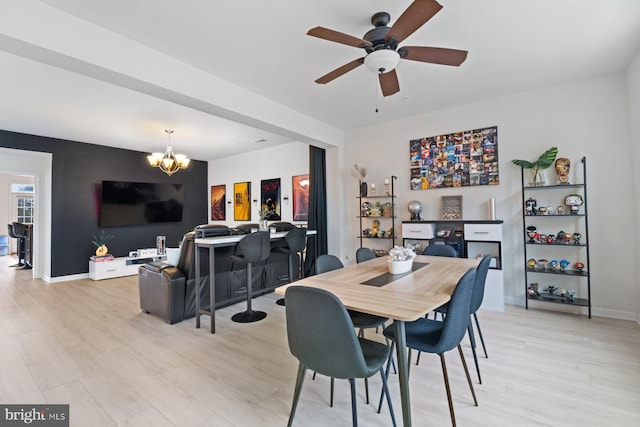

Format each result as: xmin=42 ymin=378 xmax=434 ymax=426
xmin=546 ymin=285 xmax=558 ymax=295
xmin=549 ymin=260 xmax=559 ymax=271
xmin=525 ymin=197 xmax=538 ymax=215
xmin=563 ymin=233 xmax=572 ymax=244
xmin=560 ymin=259 xmax=570 ymax=272
xmin=527 ymin=259 xmax=536 ymax=270
xmin=372 ymin=220 xmax=380 ymax=237
xmin=573 ymin=232 xmax=582 ymax=245
xmin=361 ymin=201 xmax=371 ymax=217
xmin=556 ymin=205 xmax=565 ymax=215
xmin=382 ymin=202 xmax=393 ymax=217
xmin=526 ymin=226 xmax=538 ymax=243
xmin=555 ymin=157 xmax=571 ymax=184
xmin=527 ymin=283 xmax=539 ymax=296
xmin=538 ymin=206 xmax=548 ymax=215
xmin=362 ymin=227 xmax=372 ymax=237
xmin=574 ymin=262 xmax=585 ymax=272
xmin=539 ymin=234 xmax=548 ymax=243
xmin=546 ymin=234 xmax=555 ymax=244
xmin=567 ymin=289 xmax=576 ymax=300
xmin=556 ymin=230 xmax=566 ymax=244
xmin=536 ymin=259 xmax=548 ymax=271
xmin=565 ymin=194 xmax=584 ymax=215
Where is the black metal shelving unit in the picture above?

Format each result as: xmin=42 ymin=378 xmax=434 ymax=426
xmin=520 ymin=157 xmax=591 ymax=318
xmin=357 ymin=175 xmax=397 ymax=251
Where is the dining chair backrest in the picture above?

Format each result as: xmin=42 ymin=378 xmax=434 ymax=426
xmin=286 ymin=286 xmax=369 ymax=379
xmin=315 ymin=254 xmax=344 ymax=274
xmin=422 ymin=244 xmax=458 ymax=257
xmin=470 ymin=255 xmax=492 ymax=314
xmin=356 ymin=247 xmax=376 ymax=263
xmin=433 ymin=268 xmax=476 ymax=354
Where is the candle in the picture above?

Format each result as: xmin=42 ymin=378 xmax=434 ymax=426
xmin=384 ymin=179 xmax=390 ymax=184
xmin=489 ymin=198 xmax=496 ymax=220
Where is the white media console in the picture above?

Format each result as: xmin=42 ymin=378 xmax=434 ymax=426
xmin=89 ymin=253 xmax=166 ymax=281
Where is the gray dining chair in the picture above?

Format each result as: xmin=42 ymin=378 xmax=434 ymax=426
xmin=356 ymin=247 xmax=376 ymax=263
xmin=285 ymin=285 xmax=396 ymax=427
xmin=314 ymin=253 xmax=390 ymax=405
xmin=432 ymin=255 xmax=492 ymax=384
xmin=379 ymin=268 xmax=478 ymax=427
xmin=229 ymin=231 xmax=270 ymax=323
xmin=422 ymin=244 xmax=458 ymax=257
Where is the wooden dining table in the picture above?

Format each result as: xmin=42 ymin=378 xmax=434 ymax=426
xmin=275 ymin=254 xmax=479 ymax=427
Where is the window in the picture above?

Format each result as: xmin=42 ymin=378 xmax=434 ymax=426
xmin=16 ymin=197 xmax=35 ymax=224
xmin=11 ymin=184 xmax=34 ymax=193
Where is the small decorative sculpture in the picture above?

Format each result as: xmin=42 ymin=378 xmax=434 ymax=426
xmin=525 ymin=197 xmax=537 ymax=215
xmin=526 ymin=226 xmax=538 ymax=243
xmin=574 ymin=262 xmax=585 ymax=272
xmin=565 ymin=194 xmax=584 ymax=215
xmin=408 ymin=200 xmax=423 ymax=221
xmin=527 ymin=259 xmax=536 ymax=270
xmin=372 ymin=220 xmax=380 ymax=236
xmin=555 ymin=157 xmax=571 ymax=184
xmin=573 ymin=232 xmax=582 ymax=245
xmin=560 ymin=259 xmax=570 ymax=271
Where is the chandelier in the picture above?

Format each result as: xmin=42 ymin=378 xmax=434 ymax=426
xmin=147 ymin=129 xmax=190 ymax=176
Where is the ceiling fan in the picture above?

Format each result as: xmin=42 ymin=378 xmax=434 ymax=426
xmin=307 ymin=0 xmax=468 ymax=97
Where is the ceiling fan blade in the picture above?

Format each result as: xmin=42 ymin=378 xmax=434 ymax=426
xmin=399 ymin=46 xmax=468 ymax=66
xmin=379 ymin=70 xmax=400 ymax=97
xmin=307 ymin=27 xmax=372 ymax=48
xmin=385 ymin=0 xmax=443 ymax=45
xmin=315 ymin=58 xmax=365 ymax=84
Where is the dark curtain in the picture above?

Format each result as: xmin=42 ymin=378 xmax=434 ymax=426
xmin=304 ymin=145 xmax=328 ymax=276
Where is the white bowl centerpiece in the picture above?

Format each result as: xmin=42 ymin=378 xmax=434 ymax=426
xmin=387 ymin=245 xmax=416 ymax=275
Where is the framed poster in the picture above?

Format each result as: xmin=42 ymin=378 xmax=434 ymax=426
xmin=233 ymin=181 xmax=251 ymax=221
xmin=210 ymin=184 xmax=226 ymax=221
xmin=261 ymin=178 xmax=281 ymax=220
xmin=442 ymin=195 xmax=463 ymax=220
xmin=409 ymin=126 xmax=498 ymax=190
xmin=292 ymin=174 xmax=309 ymax=221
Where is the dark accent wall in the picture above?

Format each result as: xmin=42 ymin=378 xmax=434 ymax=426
xmin=1 ymin=129 xmax=208 ymax=277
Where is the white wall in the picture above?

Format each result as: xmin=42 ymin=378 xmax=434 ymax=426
xmin=344 ymin=72 xmax=638 ymax=320
xmin=626 ymin=49 xmax=640 ymax=323
xmin=208 ymin=142 xmax=310 ymax=226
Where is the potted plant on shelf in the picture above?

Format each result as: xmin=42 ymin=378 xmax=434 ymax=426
xmin=91 ymin=230 xmax=115 ymax=257
xmin=387 ymin=245 xmax=416 ymax=275
xmin=512 ymin=146 xmax=558 ymax=186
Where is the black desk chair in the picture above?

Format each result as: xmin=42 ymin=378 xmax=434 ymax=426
xmin=230 ymin=231 xmax=270 ymax=323
xmin=7 ymin=223 xmax=24 ymax=268
xmin=273 ymin=227 xmax=307 ymax=306
xmin=285 ymin=285 xmax=396 ymax=427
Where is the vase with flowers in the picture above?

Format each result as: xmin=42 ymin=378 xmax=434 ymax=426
xmin=354 ymin=164 xmax=368 ymax=197
xmin=258 ymin=208 xmax=273 ymax=231
xmin=387 ymin=245 xmax=416 ymax=275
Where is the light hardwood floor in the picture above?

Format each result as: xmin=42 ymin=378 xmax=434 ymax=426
xmin=1 ymin=255 xmax=639 ymax=426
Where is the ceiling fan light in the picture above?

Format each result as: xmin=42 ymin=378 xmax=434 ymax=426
xmin=364 ymin=49 xmax=400 ymax=74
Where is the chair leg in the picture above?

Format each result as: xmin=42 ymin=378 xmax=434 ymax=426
xmin=364 ymin=377 xmax=369 ymax=404
xmin=287 ymin=363 xmax=307 ymax=427
xmin=379 ymin=367 xmax=397 ymax=427
xmin=416 ymin=351 xmax=421 ymax=365
xmin=473 ymin=312 xmax=488 ymax=358
xmin=458 ymin=345 xmax=478 ymax=407
xmin=467 ymin=321 xmax=482 ymax=384
xmin=378 ymin=342 xmax=395 ymax=413
xmin=439 ymin=353 xmax=457 ymax=427
xmin=330 ymin=377 xmax=334 ymax=407
xmin=349 ymin=378 xmax=358 ymax=427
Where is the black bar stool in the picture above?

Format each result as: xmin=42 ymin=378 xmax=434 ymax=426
xmin=12 ymin=222 xmax=32 ymax=270
xmin=7 ymin=223 xmax=25 ymax=268
xmin=231 ymin=231 xmax=270 ymax=323
xmin=272 ymin=227 xmax=307 ymax=306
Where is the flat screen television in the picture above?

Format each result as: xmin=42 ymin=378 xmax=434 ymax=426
xmin=99 ymin=180 xmax=185 ymax=227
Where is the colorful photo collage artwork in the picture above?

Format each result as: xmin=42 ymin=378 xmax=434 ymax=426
xmin=410 ymin=126 xmax=498 ymax=190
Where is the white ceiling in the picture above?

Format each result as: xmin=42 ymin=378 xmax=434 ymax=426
xmin=2 ymin=0 xmax=640 ymax=161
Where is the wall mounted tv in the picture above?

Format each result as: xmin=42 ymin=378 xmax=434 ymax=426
xmin=99 ymin=180 xmax=185 ymax=227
